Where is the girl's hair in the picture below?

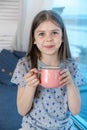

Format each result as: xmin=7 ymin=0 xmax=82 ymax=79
xmin=26 ymin=10 xmax=71 ymax=68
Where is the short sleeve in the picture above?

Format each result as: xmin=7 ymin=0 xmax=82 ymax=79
xmin=11 ymin=57 xmax=30 ymax=87
xmin=67 ymin=59 xmax=85 ymax=87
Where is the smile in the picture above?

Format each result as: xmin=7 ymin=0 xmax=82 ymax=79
xmin=44 ymin=45 xmax=54 ymax=48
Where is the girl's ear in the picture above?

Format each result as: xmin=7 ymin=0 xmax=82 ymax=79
xmin=34 ymin=42 xmax=37 ymax=44
xmin=33 ymin=40 xmax=36 ymax=44
xmin=62 ymin=37 xmax=64 ymax=43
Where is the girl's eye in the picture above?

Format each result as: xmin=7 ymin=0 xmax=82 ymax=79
xmin=38 ymin=33 xmax=45 ymax=36
xmin=52 ymin=31 xmax=58 ymax=35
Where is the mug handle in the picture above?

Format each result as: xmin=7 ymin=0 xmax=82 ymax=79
xmin=38 ymin=70 xmax=41 ymax=83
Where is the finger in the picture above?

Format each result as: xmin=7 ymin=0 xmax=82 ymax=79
xmin=59 ymin=72 xmax=68 ymax=81
xmin=60 ymin=69 xmax=68 ymax=74
xmin=31 ymin=78 xmax=39 ymax=85
xmin=59 ymin=75 xmax=71 ymax=86
xmin=24 ymin=68 xmax=38 ymax=79
xmin=30 ymin=68 xmax=38 ymax=74
xmin=27 ymin=78 xmax=40 ymax=87
xmin=59 ymin=77 xmax=67 ymax=84
xmin=24 ymin=72 xmax=33 ymax=79
xmin=25 ymin=74 xmax=38 ymax=83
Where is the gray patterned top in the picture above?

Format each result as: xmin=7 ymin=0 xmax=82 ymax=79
xmin=11 ymin=57 xmax=84 ymax=130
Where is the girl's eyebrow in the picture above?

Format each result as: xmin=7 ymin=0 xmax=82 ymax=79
xmin=36 ymin=29 xmax=60 ymax=33
xmin=36 ymin=30 xmax=45 ymax=33
xmin=51 ymin=29 xmax=60 ymax=32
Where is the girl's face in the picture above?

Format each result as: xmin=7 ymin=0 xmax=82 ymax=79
xmin=34 ymin=20 xmax=63 ymax=57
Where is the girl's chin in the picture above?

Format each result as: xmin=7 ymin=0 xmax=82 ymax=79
xmin=43 ymin=51 xmax=57 ymax=56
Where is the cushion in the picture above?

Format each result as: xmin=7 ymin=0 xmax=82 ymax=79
xmin=0 ymin=49 xmax=26 ymax=86
xmin=13 ymin=50 xmax=26 ymax=59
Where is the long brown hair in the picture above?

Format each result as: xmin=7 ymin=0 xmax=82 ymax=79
xmin=26 ymin=10 xmax=71 ymax=68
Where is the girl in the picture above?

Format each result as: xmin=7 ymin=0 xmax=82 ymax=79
xmin=11 ymin=10 xmax=84 ymax=130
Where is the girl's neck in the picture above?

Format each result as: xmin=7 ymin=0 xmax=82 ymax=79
xmin=40 ymin=55 xmax=60 ymax=67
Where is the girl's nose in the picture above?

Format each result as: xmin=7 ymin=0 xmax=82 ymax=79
xmin=46 ymin=34 xmax=53 ymax=42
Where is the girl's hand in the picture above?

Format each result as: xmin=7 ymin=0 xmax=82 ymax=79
xmin=24 ymin=68 xmax=40 ymax=88
xmin=59 ymin=69 xmax=74 ymax=87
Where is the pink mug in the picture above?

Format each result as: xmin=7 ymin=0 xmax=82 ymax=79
xmin=39 ymin=67 xmax=62 ymax=88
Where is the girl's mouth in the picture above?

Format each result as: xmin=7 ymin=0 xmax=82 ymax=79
xmin=44 ymin=45 xmax=54 ymax=48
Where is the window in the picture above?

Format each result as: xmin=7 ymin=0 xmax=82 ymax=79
xmin=0 ymin=0 xmax=19 ymax=51
xmin=53 ymin=0 xmax=87 ymax=129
